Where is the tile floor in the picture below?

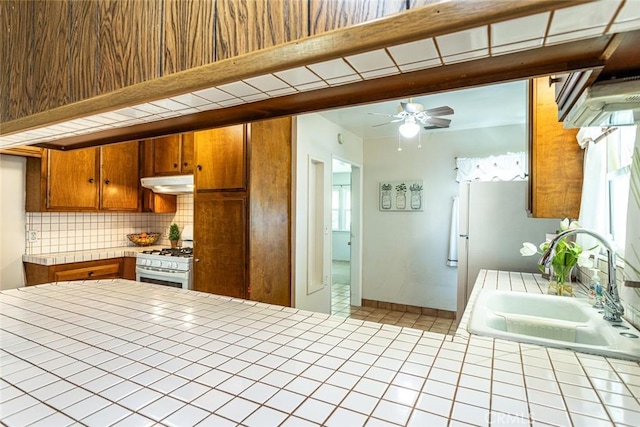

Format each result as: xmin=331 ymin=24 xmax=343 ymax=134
xmin=331 ymin=262 xmax=456 ymax=335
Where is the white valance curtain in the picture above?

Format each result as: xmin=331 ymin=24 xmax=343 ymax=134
xmin=577 ymin=127 xmax=609 ymax=251
xmin=455 ymin=152 xmax=526 ymax=182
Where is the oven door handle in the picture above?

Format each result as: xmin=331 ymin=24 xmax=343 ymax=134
xmin=136 ymin=265 xmax=188 ymax=279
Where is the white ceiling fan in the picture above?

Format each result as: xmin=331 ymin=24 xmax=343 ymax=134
xmin=369 ymin=98 xmax=454 ymax=138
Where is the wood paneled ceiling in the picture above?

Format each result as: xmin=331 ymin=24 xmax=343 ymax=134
xmin=1 ymin=0 xmax=639 ymax=150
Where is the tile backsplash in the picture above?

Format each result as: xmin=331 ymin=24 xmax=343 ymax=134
xmin=25 ymin=194 xmax=194 ymax=255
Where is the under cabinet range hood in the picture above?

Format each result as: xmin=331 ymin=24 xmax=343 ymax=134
xmin=564 ymin=77 xmax=640 ymax=128
xmin=141 ymin=175 xmax=194 ymax=194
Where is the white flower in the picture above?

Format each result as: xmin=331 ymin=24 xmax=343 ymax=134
xmin=559 ymin=218 xmax=579 ymax=231
xmin=520 ymin=242 xmax=538 ymax=256
xmin=559 ymin=218 xmax=570 ymax=231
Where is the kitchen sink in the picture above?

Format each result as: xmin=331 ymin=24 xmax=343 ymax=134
xmin=468 ymin=290 xmax=640 ymax=361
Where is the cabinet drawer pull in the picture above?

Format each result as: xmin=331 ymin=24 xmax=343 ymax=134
xmin=88 ymin=178 xmax=94 ymax=183
xmin=88 ymin=271 xmax=94 ymax=277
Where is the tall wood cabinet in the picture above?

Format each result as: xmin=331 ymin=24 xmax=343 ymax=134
xmin=193 ymin=124 xmax=248 ymax=298
xmin=193 ymin=119 xmax=292 ymax=307
xmin=26 ymin=141 xmax=140 ymax=212
xmin=528 ymin=77 xmax=583 ymax=219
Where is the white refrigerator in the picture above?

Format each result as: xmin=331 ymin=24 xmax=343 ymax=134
xmin=456 ymin=181 xmax=559 ymax=320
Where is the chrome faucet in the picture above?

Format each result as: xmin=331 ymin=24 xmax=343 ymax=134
xmin=539 ymin=228 xmax=624 ymax=322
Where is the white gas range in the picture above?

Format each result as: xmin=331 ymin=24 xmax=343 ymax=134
xmin=135 ymin=225 xmax=194 ymax=289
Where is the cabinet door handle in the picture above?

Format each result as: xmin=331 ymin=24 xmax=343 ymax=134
xmin=194 ymin=258 xmax=200 ymax=263
xmin=173 ymin=163 xmax=178 ymax=168
xmin=184 ymin=162 xmax=188 ymax=167
xmin=88 ymin=271 xmax=94 ymax=277
xmin=88 ymin=178 xmax=94 ymax=183
xmin=105 ymin=179 xmax=110 ymax=185
xmin=548 ymin=76 xmax=561 ymax=86
xmin=197 ymin=165 xmax=202 ymax=171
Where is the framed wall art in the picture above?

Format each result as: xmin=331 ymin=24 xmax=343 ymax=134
xmin=379 ymin=180 xmax=423 ymax=211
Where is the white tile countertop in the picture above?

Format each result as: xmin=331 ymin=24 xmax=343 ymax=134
xmin=1 ymin=271 xmax=639 ymax=426
xmin=22 ymin=246 xmax=168 ymax=266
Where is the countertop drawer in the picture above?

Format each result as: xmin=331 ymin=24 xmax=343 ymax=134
xmin=24 ymin=258 xmax=123 ymax=286
xmin=53 ymin=263 xmax=120 ymax=282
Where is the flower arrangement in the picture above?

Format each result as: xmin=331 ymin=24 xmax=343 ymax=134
xmin=520 ymin=218 xmax=596 ymax=295
xmin=395 ymin=183 xmax=407 ymax=193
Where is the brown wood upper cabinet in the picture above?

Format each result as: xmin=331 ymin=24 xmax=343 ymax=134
xmin=528 ymin=77 xmax=583 ymax=219
xmin=152 ymin=134 xmax=194 ymax=175
xmin=194 ymin=124 xmax=247 ymax=191
xmin=27 ymin=141 xmax=140 ymax=212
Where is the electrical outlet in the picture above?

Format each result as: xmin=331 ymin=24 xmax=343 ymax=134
xmin=26 ymin=230 xmax=39 ymax=242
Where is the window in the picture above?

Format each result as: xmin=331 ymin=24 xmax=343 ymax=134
xmin=332 ymin=185 xmax=351 ymax=231
xmin=607 ymin=126 xmax=635 ymax=253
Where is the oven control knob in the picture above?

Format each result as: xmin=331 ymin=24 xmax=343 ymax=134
xmin=172 ymin=262 xmax=178 ymax=269
xmin=152 ymin=260 xmax=161 ymax=267
xmin=162 ymin=261 xmax=170 ymax=269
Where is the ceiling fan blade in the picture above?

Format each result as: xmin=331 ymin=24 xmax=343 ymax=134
xmin=424 ymin=106 xmax=454 ymax=117
xmin=422 ymin=117 xmax=451 ymax=128
xmin=400 ymin=101 xmax=424 ymax=113
xmin=368 ymin=112 xmax=402 ymax=118
xmin=372 ymin=118 xmax=403 ymax=127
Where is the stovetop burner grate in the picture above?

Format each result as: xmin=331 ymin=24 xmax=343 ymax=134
xmin=141 ymin=248 xmax=193 ymax=258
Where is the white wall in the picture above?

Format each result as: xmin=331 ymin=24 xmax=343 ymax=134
xmin=363 ymin=124 xmax=526 ymax=311
xmin=1 ymin=155 xmax=26 ymax=290
xmin=294 ymin=114 xmax=363 ymax=313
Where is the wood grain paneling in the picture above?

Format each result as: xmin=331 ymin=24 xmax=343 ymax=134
xmin=530 ymin=77 xmax=583 ymax=219
xmin=249 ymin=118 xmax=292 ymax=307
xmin=216 ymin=0 xmax=308 ymax=60
xmin=70 ymin=0 xmax=98 ymax=102
xmin=100 ymin=141 xmax=140 ymax=211
xmin=310 ymin=0 xmax=405 ymax=35
xmin=1 ymin=0 xmax=32 ymax=121
xmin=97 ymin=0 xmax=160 ymax=94
xmin=162 ymin=0 xmax=215 ymax=75
xmin=47 ymin=148 xmax=100 ymax=211
xmin=194 ymin=194 xmax=247 ymax=298
xmin=195 ymin=125 xmax=246 ymax=191
xmin=31 ymin=1 xmax=69 ymax=114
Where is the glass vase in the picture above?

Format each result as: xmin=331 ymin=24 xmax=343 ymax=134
xmin=547 ymin=265 xmax=574 ymax=296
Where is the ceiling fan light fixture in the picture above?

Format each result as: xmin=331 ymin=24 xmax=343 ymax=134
xmin=399 ymin=120 xmax=420 ymax=138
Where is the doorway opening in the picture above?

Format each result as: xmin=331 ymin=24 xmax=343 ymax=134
xmin=330 ymin=158 xmax=361 ymax=315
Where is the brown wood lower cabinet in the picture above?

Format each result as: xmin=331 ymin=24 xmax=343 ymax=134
xmin=193 ymin=193 xmax=247 ymax=298
xmin=24 ymin=258 xmax=123 ymax=286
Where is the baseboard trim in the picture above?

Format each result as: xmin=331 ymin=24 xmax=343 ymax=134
xmin=361 ymin=299 xmax=456 ymax=320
